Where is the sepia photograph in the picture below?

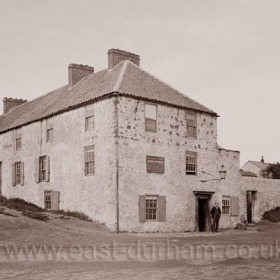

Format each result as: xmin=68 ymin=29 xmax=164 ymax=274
xmin=0 ymin=0 xmax=280 ymax=279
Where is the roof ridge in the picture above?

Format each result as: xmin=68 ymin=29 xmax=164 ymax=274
xmin=112 ymin=60 xmax=129 ymax=92
xmin=123 ymin=61 xmax=217 ymax=115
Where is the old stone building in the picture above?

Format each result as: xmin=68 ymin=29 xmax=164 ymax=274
xmin=0 ymin=49 xmax=256 ymax=232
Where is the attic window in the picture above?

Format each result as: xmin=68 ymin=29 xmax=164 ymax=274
xmin=145 ymin=104 xmax=157 ymax=133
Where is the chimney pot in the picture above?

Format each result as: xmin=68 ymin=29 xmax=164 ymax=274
xmin=261 ymin=156 xmax=264 ymax=163
xmin=108 ymin=49 xmax=140 ymax=69
xmin=68 ymin=64 xmax=94 ymax=87
xmin=3 ymin=97 xmax=27 ymax=114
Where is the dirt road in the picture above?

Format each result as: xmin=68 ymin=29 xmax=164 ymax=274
xmin=0 ymin=214 xmax=279 ymax=279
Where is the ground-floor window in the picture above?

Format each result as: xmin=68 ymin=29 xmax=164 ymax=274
xmin=12 ymin=162 xmax=24 ymax=186
xmin=45 ymin=191 xmax=52 ymax=210
xmin=139 ymin=195 xmax=166 ymax=222
xmin=145 ymin=196 xmax=158 ymax=221
xmin=44 ymin=191 xmax=60 ymax=211
xmin=222 ymin=196 xmax=230 ymax=215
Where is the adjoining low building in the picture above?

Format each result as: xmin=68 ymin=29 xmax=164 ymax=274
xmin=241 ymin=157 xmax=271 ymax=178
xmin=0 ymin=49 xmax=278 ymax=232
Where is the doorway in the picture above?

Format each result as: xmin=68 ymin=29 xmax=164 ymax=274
xmin=247 ymin=191 xmax=257 ymax=223
xmin=198 ymin=199 xmax=208 ymax=232
xmin=193 ymin=191 xmax=214 ymax=232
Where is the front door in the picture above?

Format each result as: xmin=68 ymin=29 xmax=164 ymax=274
xmin=198 ymin=199 xmax=208 ymax=232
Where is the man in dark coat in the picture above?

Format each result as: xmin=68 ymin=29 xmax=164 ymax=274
xmin=211 ymin=202 xmax=221 ymax=232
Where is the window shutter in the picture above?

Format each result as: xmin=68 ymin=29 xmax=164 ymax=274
xmin=158 ymin=196 xmax=166 ymax=222
xmin=35 ymin=158 xmax=40 ymax=183
xmin=12 ymin=163 xmax=16 ymax=186
xmin=139 ymin=195 xmax=146 ymax=222
xmin=230 ymin=196 xmax=239 ymax=216
xmin=51 ymin=191 xmax=60 ymax=211
xmin=46 ymin=156 xmax=50 ymax=182
xmin=20 ymin=162 xmax=24 ymax=186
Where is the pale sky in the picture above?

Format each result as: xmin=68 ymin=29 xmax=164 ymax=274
xmin=0 ymin=0 xmax=280 ymax=166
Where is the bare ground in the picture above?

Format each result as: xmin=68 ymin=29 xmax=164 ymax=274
xmin=0 ymin=210 xmax=280 ymax=279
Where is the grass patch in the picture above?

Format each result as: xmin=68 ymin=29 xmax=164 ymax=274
xmin=0 ymin=196 xmax=44 ymax=212
xmin=23 ymin=210 xmax=49 ymax=222
xmin=263 ymin=207 xmax=280 ymax=222
xmin=54 ymin=210 xmax=92 ymax=222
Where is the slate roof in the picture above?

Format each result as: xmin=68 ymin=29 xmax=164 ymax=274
xmin=246 ymin=161 xmax=270 ymax=171
xmin=240 ymin=170 xmax=258 ymax=177
xmin=0 ymin=60 xmax=217 ymax=134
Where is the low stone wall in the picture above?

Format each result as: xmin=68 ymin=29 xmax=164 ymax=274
xmin=241 ymin=177 xmax=280 ymax=223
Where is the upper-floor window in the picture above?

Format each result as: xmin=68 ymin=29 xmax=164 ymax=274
xmin=85 ymin=146 xmax=94 ymax=175
xmin=222 ymin=196 xmax=230 ymax=215
xmin=12 ymin=161 xmax=24 ymax=186
xmin=85 ymin=116 xmax=94 ymax=131
xmin=187 ymin=112 xmax=197 ymax=138
xmin=139 ymin=195 xmax=166 ymax=222
xmin=16 ymin=138 xmax=22 ymax=150
xmin=85 ymin=108 xmax=94 ymax=131
xmin=40 ymin=156 xmax=47 ymax=181
xmin=46 ymin=118 xmax=54 ymax=142
xmin=46 ymin=128 xmax=54 ymax=142
xmin=186 ymin=151 xmax=197 ymax=175
xmin=35 ymin=156 xmax=50 ymax=183
xmin=145 ymin=104 xmax=157 ymax=133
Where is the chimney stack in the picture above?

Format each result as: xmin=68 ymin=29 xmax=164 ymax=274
xmin=261 ymin=156 xmax=264 ymax=163
xmin=3 ymin=97 xmax=27 ymax=114
xmin=68 ymin=64 xmax=94 ymax=87
xmin=108 ymin=49 xmax=140 ymax=69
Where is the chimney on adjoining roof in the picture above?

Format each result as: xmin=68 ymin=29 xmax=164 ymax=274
xmin=261 ymin=156 xmax=264 ymax=163
xmin=3 ymin=97 xmax=27 ymax=114
xmin=68 ymin=64 xmax=94 ymax=87
xmin=108 ymin=49 xmax=140 ymax=69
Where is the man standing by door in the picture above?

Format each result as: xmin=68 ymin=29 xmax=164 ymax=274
xmin=211 ymin=202 xmax=221 ymax=232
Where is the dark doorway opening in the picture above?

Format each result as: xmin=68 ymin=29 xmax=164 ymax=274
xmin=247 ymin=191 xmax=257 ymax=223
xmin=194 ymin=191 xmax=214 ymax=232
xmin=198 ymin=199 xmax=208 ymax=232
xmin=246 ymin=191 xmax=252 ymax=223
